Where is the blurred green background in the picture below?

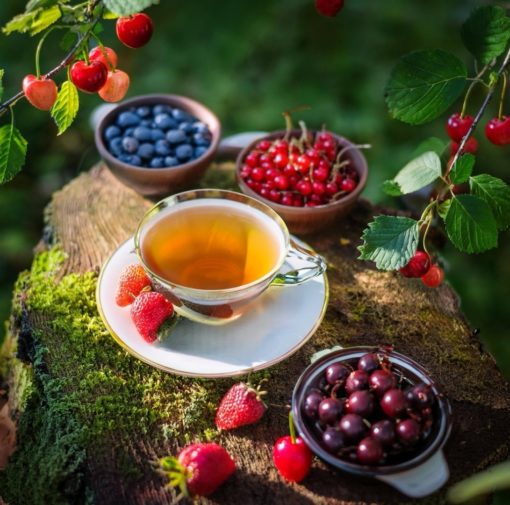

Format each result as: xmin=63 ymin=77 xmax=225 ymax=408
xmin=0 ymin=0 xmax=509 ymax=377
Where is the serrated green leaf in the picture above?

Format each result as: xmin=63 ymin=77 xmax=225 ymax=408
xmin=445 ymin=195 xmax=498 ymax=253
xmin=103 ymin=0 xmax=159 ymax=16
xmin=437 ymin=199 xmax=452 ymax=220
xmin=358 ymin=215 xmax=420 ymax=270
xmin=450 ymin=153 xmax=475 ymax=184
xmin=29 ymin=5 xmax=61 ymax=35
xmin=0 ymin=121 xmax=28 ymax=184
xmin=51 ymin=80 xmax=79 ymax=136
xmin=0 ymin=69 xmax=4 ymax=102
xmin=470 ymin=174 xmax=510 ymax=230
xmin=386 ymin=50 xmax=467 ymax=125
xmin=3 ymin=5 xmax=61 ymax=35
xmin=391 ymin=151 xmax=442 ymax=195
xmin=382 ymin=180 xmax=402 ymax=196
xmin=461 ymin=6 xmax=510 ymax=65
xmin=412 ymin=137 xmax=448 ymax=158
xmin=3 ymin=10 xmax=39 ymax=34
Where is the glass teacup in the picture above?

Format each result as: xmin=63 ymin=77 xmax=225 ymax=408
xmin=134 ymin=189 xmax=326 ymax=325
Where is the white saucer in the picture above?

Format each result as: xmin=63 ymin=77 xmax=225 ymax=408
xmin=96 ymin=237 xmax=328 ymax=378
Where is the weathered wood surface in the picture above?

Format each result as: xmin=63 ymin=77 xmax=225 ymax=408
xmin=1 ymin=162 xmax=510 ymax=505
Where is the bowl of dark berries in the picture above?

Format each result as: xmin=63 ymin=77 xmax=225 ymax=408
xmin=236 ymin=119 xmax=369 ymax=234
xmin=95 ymin=94 xmax=221 ymax=196
xmin=292 ymin=346 xmax=452 ymax=498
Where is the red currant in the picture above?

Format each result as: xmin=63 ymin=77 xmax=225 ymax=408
xmin=485 ymin=117 xmax=510 ymax=146
xmin=245 ymin=151 xmax=260 ymax=168
xmin=98 ymin=70 xmax=130 ymax=103
xmin=89 ymin=46 xmax=118 ymax=70
xmin=306 ymin=148 xmax=320 ymax=165
xmin=312 ymin=181 xmax=326 ymax=195
xmin=399 ymin=251 xmax=430 ymax=278
xmin=273 ymin=152 xmax=289 ymax=169
xmin=296 ymin=179 xmax=313 ymax=196
xmin=281 ymin=193 xmax=294 ymax=206
xmin=313 ymin=165 xmax=329 ymax=182
xmin=22 ymin=75 xmax=58 ymax=111
xmin=260 ymin=186 xmax=271 ymax=199
xmin=293 ymin=195 xmax=304 ymax=207
xmin=240 ymin=165 xmax=252 ymax=178
xmin=273 ymin=436 xmax=312 ymax=483
xmin=257 ymin=139 xmax=272 ymax=151
xmin=70 ymin=60 xmax=108 ymax=93
xmin=251 ymin=167 xmax=265 ymax=182
xmin=340 ymin=178 xmax=357 ymax=193
xmin=325 ymin=181 xmax=338 ymax=196
xmin=116 ymin=13 xmax=154 ymax=49
xmin=274 ymin=174 xmax=290 ymax=190
xmin=421 ymin=264 xmax=444 ymax=288
xmin=296 ymin=154 xmax=312 ymax=173
xmin=446 ymin=113 xmax=474 ymax=142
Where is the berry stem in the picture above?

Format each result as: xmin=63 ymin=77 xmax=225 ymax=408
xmin=282 ymin=111 xmax=293 ymax=141
xmin=460 ymin=63 xmax=490 ymax=118
xmin=288 ymin=411 xmax=297 ymax=444
xmin=335 ymin=144 xmax=371 ymax=164
xmin=498 ymin=72 xmax=507 ymax=120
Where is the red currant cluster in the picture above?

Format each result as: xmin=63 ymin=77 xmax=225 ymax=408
xmin=23 ymin=13 xmax=153 ymax=111
xmin=240 ymin=130 xmax=360 ymax=208
xmin=399 ymin=251 xmax=444 ymax=288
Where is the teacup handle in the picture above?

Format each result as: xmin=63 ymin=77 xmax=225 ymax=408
xmin=272 ymin=240 xmax=326 ymax=286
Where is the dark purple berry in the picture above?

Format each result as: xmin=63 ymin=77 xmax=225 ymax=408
xmin=346 ymin=390 xmax=374 ymax=417
xmin=339 ymin=414 xmax=366 ymax=443
xmin=380 ymin=389 xmax=407 ymax=418
xmin=396 ymin=419 xmax=421 ymax=445
xmin=322 ymin=427 xmax=346 ymax=453
xmin=303 ymin=390 xmax=323 ymax=419
xmin=345 ymin=370 xmax=369 ymax=395
xmin=357 ymin=437 xmax=383 ymax=465
xmin=370 ymin=369 xmax=397 ymax=397
xmin=358 ymin=353 xmax=379 ymax=373
xmin=318 ymin=398 xmax=344 ymax=425
xmin=370 ymin=420 xmax=396 ymax=447
xmin=325 ymin=363 xmax=350 ymax=385
xmin=406 ymin=383 xmax=434 ymax=409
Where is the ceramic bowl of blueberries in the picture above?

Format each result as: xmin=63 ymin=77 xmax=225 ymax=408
xmin=236 ymin=130 xmax=368 ymax=235
xmin=95 ymin=94 xmax=221 ymax=196
xmin=292 ymin=346 xmax=452 ymax=498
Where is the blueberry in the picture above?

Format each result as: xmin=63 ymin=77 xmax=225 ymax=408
xmin=136 ymin=106 xmax=151 ymax=118
xmin=178 ymin=121 xmax=193 ymax=134
xmin=176 ymin=144 xmax=193 ymax=161
xmin=116 ymin=111 xmax=140 ymax=128
xmin=164 ymin=156 xmax=179 ymax=167
xmin=133 ymin=126 xmax=153 ymax=142
xmin=119 ymin=154 xmax=131 ymax=163
xmin=154 ymin=139 xmax=171 ymax=156
xmin=128 ymin=155 xmax=142 ymax=166
xmin=150 ymin=157 xmax=164 ymax=168
xmin=166 ymin=129 xmax=186 ymax=144
xmin=108 ymin=137 xmax=123 ymax=156
xmin=137 ymin=143 xmax=155 ymax=160
xmin=125 ymin=127 xmax=135 ymax=137
xmin=192 ymin=132 xmax=211 ymax=146
xmin=154 ymin=113 xmax=177 ymax=130
xmin=192 ymin=121 xmax=209 ymax=134
xmin=104 ymin=125 xmax=121 ymax=141
xmin=171 ymin=108 xmax=192 ymax=122
xmin=122 ymin=137 xmax=139 ymax=153
xmin=153 ymin=104 xmax=171 ymax=115
xmin=194 ymin=146 xmax=208 ymax=158
xmin=151 ymin=129 xmax=166 ymax=142
xmin=140 ymin=119 xmax=152 ymax=127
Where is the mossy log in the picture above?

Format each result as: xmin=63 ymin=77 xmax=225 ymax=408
xmin=1 ymin=163 xmax=509 ymax=505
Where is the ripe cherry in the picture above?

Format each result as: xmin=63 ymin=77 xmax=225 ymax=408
xmin=22 ymin=75 xmax=57 ymax=111
xmin=296 ymin=179 xmax=313 ymax=196
xmin=485 ymin=117 xmax=510 ymax=146
xmin=450 ymin=137 xmax=478 ymax=156
xmin=399 ymin=251 xmax=430 ymax=278
xmin=339 ymin=414 xmax=366 ymax=443
xmin=89 ymin=46 xmax=118 ymax=70
xmin=370 ymin=420 xmax=396 ymax=447
xmin=318 ymin=398 xmax=344 ymax=424
xmin=274 ymin=174 xmax=290 ymax=190
xmin=273 ymin=436 xmax=312 ymax=482
xmin=70 ymin=60 xmax=107 ymax=93
xmin=98 ymin=70 xmax=130 ymax=103
xmin=421 ymin=264 xmax=444 ymax=288
xmin=116 ymin=13 xmax=154 ymax=48
xmin=396 ymin=419 xmax=421 ymax=445
xmin=346 ymin=390 xmax=374 ymax=417
xmin=357 ymin=437 xmax=383 ymax=465
xmin=345 ymin=370 xmax=369 ymax=395
xmin=446 ymin=113 xmax=474 ymax=142
xmin=369 ymin=369 xmax=397 ymax=397
xmin=358 ymin=353 xmax=379 ymax=373
xmin=325 ymin=363 xmax=350 ymax=385
xmin=380 ymin=389 xmax=407 ymax=418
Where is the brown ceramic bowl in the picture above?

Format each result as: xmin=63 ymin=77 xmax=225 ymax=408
xmin=95 ymin=94 xmax=221 ymax=197
xmin=236 ymin=130 xmax=368 ymax=234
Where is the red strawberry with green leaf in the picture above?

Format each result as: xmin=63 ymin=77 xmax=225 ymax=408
xmin=115 ymin=264 xmax=151 ymax=306
xmin=215 ymin=382 xmax=266 ymax=430
xmin=130 ymin=291 xmax=174 ymax=343
xmin=159 ymin=443 xmax=235 ymax=497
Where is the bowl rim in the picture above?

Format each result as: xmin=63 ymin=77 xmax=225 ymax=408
xmin=235 ymin=129 xmax=368 ymax=211
xmin=291 ymin=346 xmax=452 ymax=477
xmin=94 ymin=93 xmax=221 ymax=173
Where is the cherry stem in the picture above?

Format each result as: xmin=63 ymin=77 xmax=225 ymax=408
xmin=298 ymin=120 xmax=309 ymax=146
xmin=421 ymin=210 xmax=434 ymax=257
xmin=90 ymin=32 xmax=115 ymax=71
xmin=288 ymin=411 xmax=297 ymax=444
xmin=460 ymin=63 xmax=490 ymax=117
xmin=498 ymin=72 xmax=507 ymax=120
xmin=282 ymin=111 xmax=293 ymax=141
xmin=35 ymin=26 xmax=60 ymax=79
xmin=335 ymin=144 xmax=371 ymax=164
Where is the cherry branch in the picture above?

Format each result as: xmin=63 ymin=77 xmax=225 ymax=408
xmin=0 ymin=0 xmax=103 ymax=118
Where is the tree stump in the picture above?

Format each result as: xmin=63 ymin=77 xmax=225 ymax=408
xmin=1 ymin=163 xmax=509 ymax=505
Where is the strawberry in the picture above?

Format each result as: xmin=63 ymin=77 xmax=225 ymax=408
xmin=215 ymin=382 xmax=266 ymax=430
xmin=159 ymin=443 xmax=235 ymax=497
xmin=130 ymin=291 xmax=174 ymax=343
xmin=315 ymin=0 xmax=345 ymax=17
xmin=115 ymin=263 xmax=151 ymax=306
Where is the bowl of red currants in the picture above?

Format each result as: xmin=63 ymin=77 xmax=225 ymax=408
xmin=292 ymin=346 xmax=452 ymax=498
xmin=95 ymin=94 xmax=221 ymax=197
xmin=236 ymin=126 xmax=368 ymax=234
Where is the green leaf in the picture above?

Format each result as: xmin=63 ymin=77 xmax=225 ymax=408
xmin=51 ymin=80 xmax=79 ymax=136
xmin=412 ymin=137 xmax=448 ymax=158
xmin=25 ymin=0 xmax=62 ymax=12
xmin=103 ymin=0 xmax=159 ymax=16
xmin=461 ymin=6 xmax=510 ymax=65
xmin=29 ymin=5 xmax=61 ymax=35
xmin=382 ymin=180 xmax=402 ymax=196
xmin=385 ymin=49 xmax=467 ymax=125
xmin=470 ymin=174 xmax=510 ymax=230
xmin=358 ymin=215 xmax=420 ymax=270
xmin=3 ymin=5 xmax=61 ymax=35
xmin=444 ymin=195 xmax=498 ymax=253
xmin=391 ymin=151 xmax=442 ymax=195
xmin=448 ymin=461 xmax=510 ymax=503
xmin=0 ymin=69 xmax=4 ymax=102
xmin=437 ymin=199 xmax=452 ymax=220
xmin=3 ymin=10 xmax=39 ymax=34
xmin=450 ymin=153 xmax=475 ymax=184
xmin=0 ymin=121 xmax=28 ymax=184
